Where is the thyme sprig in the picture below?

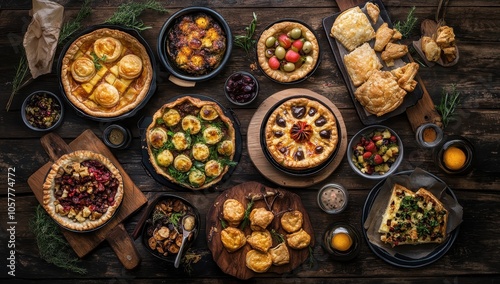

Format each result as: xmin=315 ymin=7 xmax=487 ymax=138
xmin=30 ymin=205 xmax=87 ymax=274
xmin=58 ymin=0 xmax=92 ymax=45
xmin=234 ymin=12 xmax=258 ymax=56
xmin=105 ymin=0 xmax=167 ymax=31
xmin=436 ymin=84 xmax=461 ymax=127
xmin=394 ymin=6 xmax=418 ymax=39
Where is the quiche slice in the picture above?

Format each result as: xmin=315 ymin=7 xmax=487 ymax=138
xmin=42 ymin=150 xmax=124 ymax=231
xmin=379 ymin=184 xmax=449 ymax=247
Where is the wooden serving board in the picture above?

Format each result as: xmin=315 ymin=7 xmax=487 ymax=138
xmin=247 ymin=88 xmax=347 ymax=188
xmin=206 ymin=181 xmax=314 ymax=280
xmin=27 ymin=130 xmax=147 ymax=269
xmin=334 ymin=0 xmax=442 ymax=131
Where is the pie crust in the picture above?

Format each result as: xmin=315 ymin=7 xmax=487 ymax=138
xmin=60 ymin=28 xmax=153 ymax=117
xmin=42 ymin=150 xmax=124 ymax=231
xmin=257 ymin=21 xmax=320 ymax=83
xmin=264 ymin=97 xmax=338 ymax=170
xmin=146 ymin=96 xmax=236 ymax=190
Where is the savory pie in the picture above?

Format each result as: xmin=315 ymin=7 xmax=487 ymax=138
xmin=166 ymin=13 xmax=227 ymax=76
xmin=343 ymin=42 xmax=382 ymax=87
xmin=60 ymin=28 xmax=153 ymax=117
xmin=146 ymin=96 xmax=236 ymax=190
xmin=42 ymin=150 xmax=124 ymax=231
xmin=330 ymin=6 xmax=375 ymax=51
xmin=379 ymin=184 xmax=449 ymax=247
xmin=257 ymin=21 xmax=320 ymax=83
xmin=264 ymin=97 xmax=338 ymax=170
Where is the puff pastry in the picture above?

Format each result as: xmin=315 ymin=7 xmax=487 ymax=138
xmin=331 ymin=6 xmax=375 ymax=51
xmin=221 ymin=227 xmax=246 ymax=252
xmin=249 ymin=207 xmax=274 ymax=231
xmin=421 ymin=36 xmax=441 ymax=62
xmin=71 ymin=57 xmax=96 ymax=83
xmin=223 ymin=199 xmax=245 ymax=227
xmin=118 ymin=54 xmax=143 ymax=79
xmin=343 ymin=42 xmax=382 ymax=87
xmin=93 ymin=83 xmax=120 ymax=108
xmin=286 ymin=228 xmax=311 ymax=250
xmin=354 ymin=70 xmax=407 ymax=117
xmin=280 ymin=210 xmax=303 ymax=233
xmin=381 ymin=42 xmax=409 ymax=66
xmin=365 ymin=2 xmax=380 ymax=24
xmin=94 ymin=37 xmax=123 ymax=62
xmin=245 ymin=250 xmax=272 ymax=273
xmin=391 ymin=62 xmax=419 ymax=92
xmin=374 ymin=23 xmax=394 ymax=52
xmin=247 ymin=230 xmax=272 ymax=252
xmin=269 ymin=243 xmax=290 ymax=266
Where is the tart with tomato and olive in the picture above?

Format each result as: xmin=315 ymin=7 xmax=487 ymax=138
xmin=146 ymin=96 xmax=237 ymax=190
xmin=42 ymin=150 xmax=124 ymax=231
xmin=264 ymin=97 xmax=338 ymax=170
xmin=257 ymin=21 xmax=320 ymax=83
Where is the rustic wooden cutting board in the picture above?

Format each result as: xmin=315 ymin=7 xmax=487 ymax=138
xmin=247 ymin=88 xmax=347 ymax=188
xmin=27 ymin=130 xmax=147 ymax=269
xmin=206 ymin=181 xmax=314 ymax=280
xmin=334 ymin=0 xmax=442 ymax=131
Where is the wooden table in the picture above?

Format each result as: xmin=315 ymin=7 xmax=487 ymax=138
xmin=1 ymin=0 xmax=499 ymax=282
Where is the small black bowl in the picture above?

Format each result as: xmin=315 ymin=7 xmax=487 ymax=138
xmin=224 ymin=71 xmax=259 ymax=105
xmin=22 ymin=90 xmax=64 ymax=131
xmin=433 ymin=135 xmax=474 ymax=175
xmin=157 ymin=7 xmax=233 ymax=84
xmin=141 ymin=194 xmax=201 ymax=264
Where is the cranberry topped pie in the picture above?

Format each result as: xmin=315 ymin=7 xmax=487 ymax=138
xmin=264 ymin=97 xmax=338 ymax=170
xmin=60 ymin=28 xmax=153 ymax=117
xmin=42 ymin=150 xmax=124 ymax=231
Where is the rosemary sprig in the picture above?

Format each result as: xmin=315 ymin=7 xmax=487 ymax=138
xmin=30 ymin=205 xmax=87 ymax=274
xmin=58 ymin=0 xmax=92 ymax=45
xmin=234 ymin=12 xmax=258 ymax=56
xmin=270 ymin=229 xmax=285 ymax=244
xmin=435 ymin=84 xmax=461 ymax=127
xmin=105 ymin=0 xmax=167 ymax=31
xmin=238 ymin=199 xmax=255 ymax=230
xmin=394 ymin=6 xmax=418 ymax=39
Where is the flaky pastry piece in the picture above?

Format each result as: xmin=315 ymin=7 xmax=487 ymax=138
xmin=435 ymin=26 xmax=455 ymax=47
xmin=221 ymin=227 xmax=246 ymax=253
xmin=249 ymin=207 xmax=274 ymax=231
xmin=246 ymin=250 xmax=272 ymax=273
xmin=391 ymin=62 xmax=419 ymax=92
xmin=374 ymin=23 xmax=395 ymax=52
xmin=354 ymin=70 xmax=407 ymax=117
xmin=343 ymin=42 xmax=382 ymax=87
xmin=286 ymin=228 xmax=311 ymax=250
xmin=421 ymin=36 xmax=441 ymax=62
xmin=365 ymin=2 xmax=380 ymax=24
xmin=247 ymin=230 xmax=272 ymax=252
xmin=222 ymin=199 xmax=245 ymax=227
xmin=381 ymin=43 xmax=409 ymax=67
xmin=280 ymin=210 xmax=303 ymax=233
xmin=269 ymin=243 xmax=290 ymax=266
xmin=331 ymin=6 xmax=375 ymax=51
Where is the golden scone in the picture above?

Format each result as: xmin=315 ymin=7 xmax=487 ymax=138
xmin=269 ymin=243 xmax=290 ymax=266
xmin=245 ymin=250 xmax=272 ymax=273
xmin=280 ymin=210 xmax=303 ymax=233
xmin=222 ymin=199 xmax=245 ymax=227
xmin=220 ymin=227 xmax=246 ymax=252
xmin=249 ymin=207 xmax=274 ymax=231
xmin=286 ymin=228 xmax=311 ymax=250
xmin=247 ymin=230 xmax=272 ymax=252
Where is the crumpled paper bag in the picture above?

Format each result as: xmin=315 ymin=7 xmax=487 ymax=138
xmin=23 ymin=0 xmax=64 ymax=79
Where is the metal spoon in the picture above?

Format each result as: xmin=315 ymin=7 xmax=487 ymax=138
xmin=174 ymin=214 xmax=196 ymax=268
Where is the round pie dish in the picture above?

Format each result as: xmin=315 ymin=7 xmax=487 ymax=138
xmin=57 ymin=24 xmax=157 ymax=122
xmin=260 ymin=96 xmax=340 ymax=176
xmin=256 ymin=19 xmax=321 ymax=84
xmin=141 ymin=194 xmax=200 ymax=264
xmin=224 ymin=71 xmax=259 ymax=105
xmin=22 ymin=90 xmax=64 ymax=132
xmin=347 ymin=125 xmax=403 ymax=179
xmin=157 ymin=7 xmax=232 ymax=84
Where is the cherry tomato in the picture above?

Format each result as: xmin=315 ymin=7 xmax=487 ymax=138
xmin=285 ymin=50 xmax=300 ymax=63
xmin=372 ymin=135 xmax=382 ymax=141
xmin=291 ymin=39 xmax=304 ymax=52
xmin=363 ymin=152 xmax=372 ymax=160
xmin=365 ymin=141 xmax=376 ymax=153
xmin=278 ymin=34 xmax=291 ymax=49
xmin=268 ymin=56 xmax=280 ymax=70
xmin=373 ymin=154 xmax=383 ymax=165
xmin=390 ymin=135 xmax=397 ymax=142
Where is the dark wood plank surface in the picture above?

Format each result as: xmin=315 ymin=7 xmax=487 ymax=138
xmin=1 ymin=0 xmax=499 ymax=282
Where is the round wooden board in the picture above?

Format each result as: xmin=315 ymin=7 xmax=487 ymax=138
xmin=206 ymin=181 xmax=315 ymax=280
xmin=248 ymin=88 xmax=347 ymax=188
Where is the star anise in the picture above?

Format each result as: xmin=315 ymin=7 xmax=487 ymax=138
xmin=290 ymin=121 xmax=313 ymax=143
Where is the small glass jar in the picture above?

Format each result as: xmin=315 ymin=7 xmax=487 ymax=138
xmin=317 ymin=183 xmax=348 ymax=214
xmin=415 ymin=123 xmax=443 ymax=148
xmin=322 ymin=222 xmax=361 ymax=261
xmin=103 ymin=124 xmax=132 ymax=149
xmin=433 ymin=135 xmax=474 ymax=175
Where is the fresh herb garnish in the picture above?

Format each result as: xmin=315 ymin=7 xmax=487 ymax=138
xmin=169 ymin=212 xmax=183 ymax=227
xmin=105 ymin=0 xmax=167 ymax=31
xmin=394 ymin=6 xmax=418 ymax=39
xmin=152 ymin=209 xmax=167 ymax=224
xmin=234 ymin=12 xmax=258 ymax=56
xmin=270 ymin=229 xmax=285 ymax=244
xmin=91 ymin=52 xmax=106 ymax=70
xmin=219 ymin=217 xmax=228 ymax=229
xmin=168 ymin=167 xmax=188 ymax=184
xmin=238 ymin=199 xmax=255 ymax=230
xmin=435 ymin=84 xmax=461 ymax=128
xmin=58 ymin=0 xmax=92 ymax=45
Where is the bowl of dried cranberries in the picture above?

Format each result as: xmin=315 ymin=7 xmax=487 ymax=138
xmin=21 ymin=90 xmax=64 ymax=131
xmin=224 ymin=71 xmax=259 ymax=105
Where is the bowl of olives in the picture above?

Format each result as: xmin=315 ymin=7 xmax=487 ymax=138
xmin=224 ymin=71 xmax=259 ymax=105
xmin=21 ymin=90 xmax=64 ymax=132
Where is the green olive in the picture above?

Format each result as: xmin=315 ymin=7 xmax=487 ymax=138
xmin=265 ymin=36 xmax=276 ymax=48
xmin=305 ymin=55 xmax=314 ymax=65
xmin=302 ymin=41 xmax=313 ymax=54
xmin=265 ymin=49 xmax=275 ymax=58
xmin=283 ymin=62 xmax=296 ymax=72
xmin=290 ymin=28 xmax=302 ymax=39
xmin=275 ymin=46 xmax=286 ymax=60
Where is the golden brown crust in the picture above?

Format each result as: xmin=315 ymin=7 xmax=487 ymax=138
xmin=343 ymin=42 xmax=382 ymax=87
xmin=146 ymin=96 xmax=236 ymax=190
xmin=249 ymin=208 xmax=274 ymax=231
xmin=286 ymin=228 xmax=311 ymax=249
xmin=245 ymin=250 xmax=273 ymax=273
xmin=264 ymin=97 xmax=338 ymax=170
xmin=257 ymin=21 xmax=319 ymax=83
xmin=223 ymin=199 xmax=245 ymax=227
xmin=280 ymin=210 xmax=303 ymax=233
xmin=221 ymin=227 xmax=247 ymax=252
xmin=246 ymin=230 xmax=272 ymax=252
xmin=42 ymin=150 xmax=124 ymax=231
xmin=269 ymin=243 xmax=290 ymax=266
xmin=60 ymin=28 xmax=153 ymax=117
xmin=330 ymin=6 xmax=375 ymax=51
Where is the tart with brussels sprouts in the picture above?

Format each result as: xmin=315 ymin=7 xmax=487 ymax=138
xmin=146 ymin=96 xmax=237 ymax=190
xmin=257 ymin=21 xmax=320 ymax=83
